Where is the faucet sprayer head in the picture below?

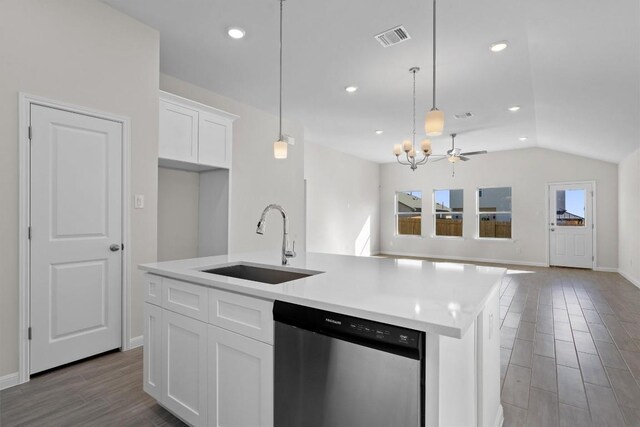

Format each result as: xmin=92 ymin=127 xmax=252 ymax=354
xmin=256 ymin=220 xmax=265 ymax=235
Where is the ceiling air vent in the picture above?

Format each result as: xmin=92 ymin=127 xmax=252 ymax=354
xmin=454 ymin=112 xmax=474 ymax=119
xmin=374 ymin=26 xmax=411 ymax=47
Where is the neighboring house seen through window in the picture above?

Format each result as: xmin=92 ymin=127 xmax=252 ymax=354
xmin=396 ymin=191 xmax=422 ymax=236
xmin=434 ymin=189 xmax=463 ymax=237
xmin=478 ymin=187 xmax=512 ymax=239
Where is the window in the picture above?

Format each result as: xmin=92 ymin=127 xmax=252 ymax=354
xmin=478 ymin=187 xmax=512 ymax=239
xmin=396 ymin=191 xmax=422 ymax=236
xmin=556 ymin=189 xmax=586 ymax=226
xmin=433 ymin=189 xmax=463 ymax=237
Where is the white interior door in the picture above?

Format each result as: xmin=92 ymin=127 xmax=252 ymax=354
xmin=549 ymin=183 xmax=593 ymax=269
xmin=30 ymin=104 xmax=123 ymax=374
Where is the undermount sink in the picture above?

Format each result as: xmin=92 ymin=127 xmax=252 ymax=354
xmin=200 ymin=263 xmax=323 ymax=285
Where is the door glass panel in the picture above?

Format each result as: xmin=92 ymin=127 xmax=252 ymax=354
xmin=556 ymin=189 xmax=586 ymax=226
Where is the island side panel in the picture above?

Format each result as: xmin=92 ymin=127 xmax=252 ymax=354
xmin=476 ymin=286 xmax=503 ymax=427
xmin=437 ymin=326 xmax=477 ymax=427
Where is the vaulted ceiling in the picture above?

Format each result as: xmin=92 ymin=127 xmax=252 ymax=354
xmin=103 ymin=0 xmax=640 ymax=164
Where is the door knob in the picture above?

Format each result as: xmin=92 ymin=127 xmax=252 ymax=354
xmin=110 ymin=244 xmax=121 ymax=252
xmin=550 ymin=228 xmax=555 ymax=232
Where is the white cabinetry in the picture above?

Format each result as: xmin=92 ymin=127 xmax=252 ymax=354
xmin=162 ymin=310 xmax=208 ymax=426
xmin=159 ymin=100 xmax=199 ymax=164
xmin=159 ymin=91 xmax=237 ymax=171
xmin=143 ymin=274 xmax=274 ymax=427
xmin=208 ymin=325 xmax=273 ymax=427
xmin=143 ymin=302 xmax=162 ymax=401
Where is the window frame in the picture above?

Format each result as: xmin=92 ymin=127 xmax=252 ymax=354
xmin=476 ymin=186 xmax=514 ymax=241
xmin=432 ymin=188 xmax=464 ymax=239
xmin=395 ymin=190 xmax=423 ymax=237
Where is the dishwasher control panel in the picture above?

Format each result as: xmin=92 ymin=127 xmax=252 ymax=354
xmin=274 ymin=301 xmax=424 ymax=359
xmin=324 ymin=315 xmax=420 ymax=348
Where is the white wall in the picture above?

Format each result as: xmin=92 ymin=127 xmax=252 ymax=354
xmin=0 ymin=0 xmax=159 ymax=378
xmin=305 ymin=142 xmax=380 ymax=256
xmin=198 ymin=169 xmax=230 ymax=257
xmin=380 ymin=147 xmax=618 ymax=268
xmin=158 ymin=168 xmax=200 ymax=261
xmin=619 ymin=148 xmax=640 ymax=286
xmin=160 ymin=74 xmax=306 ymax=258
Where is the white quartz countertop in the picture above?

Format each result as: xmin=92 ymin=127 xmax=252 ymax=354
xmin=139 ymin=252 xmax=505 ymax=338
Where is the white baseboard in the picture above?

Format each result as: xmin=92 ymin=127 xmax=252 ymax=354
xmin=620 ymin=270 xmax=640 ymax=289
xmin=594 ymin=266 xmax=619 ymax=273
xmin=379 ymin=251 xmax=547 ymax=268
xmin=494 ymin=403 xmax=504 ymax=427
xmin=493 ymin=405 xmax=504 ymax=427
xmin=129 ymin=335 xmax=143 ymax=349
xmin=0 ymin=372 xmax=19 ymax=391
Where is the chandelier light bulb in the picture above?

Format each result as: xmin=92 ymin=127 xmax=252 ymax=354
xmin=421 ymin=139 xmax=432 ymax=154
xmin=402 ymin=139 xmax=413 ymax=152
xmin=393 ymin=144 xmax=403 ymax=156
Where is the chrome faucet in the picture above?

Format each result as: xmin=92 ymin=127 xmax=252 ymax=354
xmin=256 ymin=204 xmax=296 ymax=265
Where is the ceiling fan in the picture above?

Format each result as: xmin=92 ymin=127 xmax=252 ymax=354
xmin=433 ymin=133 xmax=487 ymax=163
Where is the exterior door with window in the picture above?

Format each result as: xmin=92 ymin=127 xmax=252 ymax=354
xmin=30 ymin=104 xmax=123 ymax=374
xmin=549 ymin=183 xmax=593 ymax=269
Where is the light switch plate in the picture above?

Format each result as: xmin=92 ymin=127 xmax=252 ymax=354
xmin=134 ymin=194 xmax=145 ymax=209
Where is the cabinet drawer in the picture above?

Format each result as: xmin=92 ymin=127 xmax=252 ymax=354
xmin=162 ymin=279 xmax=209 ymax=322
xmin=144 ymin=274 xmax=162 ymax=306
xmin=209 ymin=289 xmax=274 ymax=344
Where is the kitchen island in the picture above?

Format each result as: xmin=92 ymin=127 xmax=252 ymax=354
xmin=140 ymin=252 xmax=505 ymax=427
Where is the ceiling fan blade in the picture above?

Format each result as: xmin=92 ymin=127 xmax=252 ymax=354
xmin=431 ymin=156 xmax=449 ymax=162
xmin=460 ymin=150 xmax=487 ymax=156
xmin=459 ymin=156 xmax=470 ymax=161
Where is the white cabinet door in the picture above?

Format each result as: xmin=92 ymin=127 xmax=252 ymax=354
xmin=143 ymin=303 xmax=162 ymax=401
xmin=162 ymin=310 xmax=208 ymax=427
xmin=198 ymin=111 xmax=231 ymax=168
xmin=159 ymin=100 xmax=199 ymax=163
xmin=208 ymin=325 xmax=274 ymax=427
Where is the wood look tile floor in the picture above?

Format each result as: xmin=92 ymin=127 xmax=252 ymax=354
xmin=0 ymin=347 xmax=186 ymax=427
xmin=2 ymin=262 xmax=640 ymax=426
xmin=497 ymin=265 xmax=640 ymax=427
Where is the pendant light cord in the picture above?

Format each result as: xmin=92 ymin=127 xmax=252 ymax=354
xmin=432 ymin=0 xmax=437 ymax=110
xmin=412 ymin=69 xmax=416 ymax=150
xmin=278 ymin=0 xmax=284 ymax=139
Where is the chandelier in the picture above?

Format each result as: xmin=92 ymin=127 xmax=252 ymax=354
xmin=393 ymin=67 xmax=433 ymax=171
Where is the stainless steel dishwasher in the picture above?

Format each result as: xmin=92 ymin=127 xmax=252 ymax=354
xmin=274 ymin=301 xmax=425 ymax=427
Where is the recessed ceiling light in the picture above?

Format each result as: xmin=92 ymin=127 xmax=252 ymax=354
xmin=519 ymin=136 xmax=528 ymax=142
xmin=345 ymin=86 xmax=358 ymax=93
xmin=508 ymin=105 xmax=521 ymax=112
xmin=490 ymin=41 xmax=508 ymax=52
xmin=375 ymin=130 xmax=384 ymax=135
xmin=227 ymin=27 xmax=246 ymax=39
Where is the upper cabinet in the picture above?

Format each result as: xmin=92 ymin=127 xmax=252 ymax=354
xmin=159 ymin=91 xmax=238 ymax=171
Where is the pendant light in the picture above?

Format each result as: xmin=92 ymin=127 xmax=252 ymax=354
xmin=393 ymin=67 xmax=433 ymax=171
xmin=273 ymin=0 xmax=288 ymax=159
xmin=425 ymin=0 xmax=444 ymax=136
